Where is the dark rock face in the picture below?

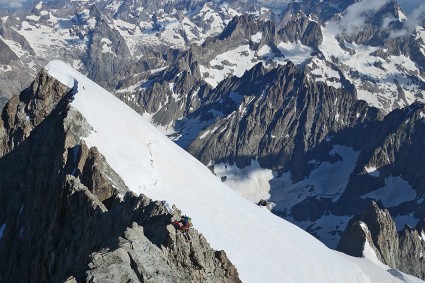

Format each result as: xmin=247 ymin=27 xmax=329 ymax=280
xmin=187 ymin=62 xmax=378 ymax=175
xmin=83 ymin=5 xmax=133 ymax=90
xmin=0 ymin=70 xmax=241 ymax=282
xmin=277 ymin=16 xmax=323 ymax=48
xmin=338 ymin=202 xmax=425 ymax=279
xmin=0 ymin=68 xmax=72 ymax=155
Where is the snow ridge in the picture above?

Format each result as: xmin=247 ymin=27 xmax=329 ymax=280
xmin=45 ymin=60 xmax=422 ymax=283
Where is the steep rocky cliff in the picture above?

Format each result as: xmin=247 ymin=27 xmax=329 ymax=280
xmin=0 ymin=68 xmax=240 ymax=282
xmin=338 ymin=202 xmax=425 ymax=279
xmin=186 ymin=62 xmax=379 ymax=176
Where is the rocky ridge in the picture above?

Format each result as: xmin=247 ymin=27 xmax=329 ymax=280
xmin=338 ymin=202 xmax=425 ymax=279
xmin=0 ymin=66 xmax=240 ymax=282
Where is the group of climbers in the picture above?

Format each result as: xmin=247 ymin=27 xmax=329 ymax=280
xmin=172 ymin=215 xmax=192 ymax=241
xmin=162 ymin=200 xmax=192 ymax=240
xmin=173 ymin=215 xmax=192 ymax=231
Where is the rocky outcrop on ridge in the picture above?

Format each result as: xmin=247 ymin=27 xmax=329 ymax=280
xmin=338 ymin=202 xmax=425 ymax=279
xmin=0 ymin=68 xmax=241 ymax=282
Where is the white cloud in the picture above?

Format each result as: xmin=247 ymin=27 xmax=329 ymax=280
xmin=0 ymin=0 xmax=28 ymax=9
xmin=339 ymin=0 xmax=391 ymax=35
xmin=381 ymin=15 xmax=397 ymax=30
xmin=339 ymin=0 xmax=425 ymax=39
xmin=389 ymin=3 xmax=425 ymax=38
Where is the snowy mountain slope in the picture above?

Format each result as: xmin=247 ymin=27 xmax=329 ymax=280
xmin=0 ymin=0 xmax=242 ymax=107
xmin=316 ymin=12 xmax=425 ymax=110
xmin=0 ymin=0 xmax=423 ymax=113
xmin=125 ymin=1 xmax=425 ymax=138
xmin=44 ymin=60 xmax=423 ymax=283
xmin=194 ymin=9 xmax=425 ymax=110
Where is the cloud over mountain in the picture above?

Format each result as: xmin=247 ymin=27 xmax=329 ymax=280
xmin=0 ymin=0 xmax=28 ymax=8
xmin=339 ymin=0 xmax=391 ymax=35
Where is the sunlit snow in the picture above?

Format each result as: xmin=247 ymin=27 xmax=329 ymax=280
xmin=276 ymin=41 xmax=313 ymax=65
xmin=319 ymin=21 xmax=425 ymax=110
xmin=45 ymin=60 xmax=422 ymax=283
xmin=365 ymin=166 xmax=380 ymax=177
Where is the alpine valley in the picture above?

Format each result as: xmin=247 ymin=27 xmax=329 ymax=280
xmin=0 ymin=0 xmax=425 ymax=282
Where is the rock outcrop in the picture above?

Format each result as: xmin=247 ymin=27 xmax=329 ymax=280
xmin=0 ymin=68 xmax=241 ymax=282
xmin=338 ymin=202 xmax=425 ymax=279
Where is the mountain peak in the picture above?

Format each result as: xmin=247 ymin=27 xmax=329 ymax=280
xmin=40 ymin=60 xmax=423 ymax=282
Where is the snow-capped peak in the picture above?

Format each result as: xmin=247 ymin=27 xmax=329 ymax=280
xmin=43 ymin=60 xmax=422 ymax=283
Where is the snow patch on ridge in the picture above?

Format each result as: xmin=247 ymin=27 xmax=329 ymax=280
xmin=251 ymin=31 xmax=262 ymax=43
xmin=363 ymin=240 xmax=381 ymax=265
xmin=361 ymin=176 xmax=416 ymax=207
xmin=44 ymin=61 xmax=75 ymax=88
xmin=276 ymin=41 xmax=313 ymax=65
xmin=393 ymin=213 xmax=420 ymax=231
xmin=359 ymin=222 xmax=385 ymax=266
xmin=199 ymin=45 xmax=257 ymax=88
xmin=365 ymin=166 xmax=380 ymax=177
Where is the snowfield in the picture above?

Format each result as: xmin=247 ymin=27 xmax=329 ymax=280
xmin=45 ymin=60 xmax=423 ymax=283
